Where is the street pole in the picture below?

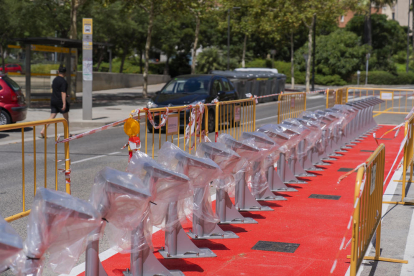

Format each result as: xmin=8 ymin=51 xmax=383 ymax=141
xmin=82 ymin=18 xmax=93 ymax=120
xmin=365 ymin=53 xmax=370 ymax=85
xmin=108 ymin=49 xmax=112 ymax=73
xmin=227 ymin=8 xmax=230 ymax=71
xmin=407 ymin=0 xmax=411 ymax=73
xmin=312 ymin=14 xmax=316 ymax=91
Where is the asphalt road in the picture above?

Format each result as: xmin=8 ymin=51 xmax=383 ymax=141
xmin=0 ymin=93 xmax=410 ymax=275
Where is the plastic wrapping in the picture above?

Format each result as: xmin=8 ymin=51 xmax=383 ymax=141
xmin=295 ymin=118 xmax=325 ymax=153
xmin=0 ymin=215 xmax=23 ymax=273
xmin=196 ymin=142 xmax=245 ymax=193
xmin=126 ymin=151 xmax=191 ymax=245
xmin=256 ymin=124 xmax=300 ymax=159
xmin=15 ymin=188 xmax=101 ymax=275
xmin=282 ymin=118 xmax=322 ymax=156
xmin=89 ymin=167 xmax=152 ymax=253
xmin=217 ymin=134 xmax=268 ymax=197
xmin=157 ymin=142 xmax=221 ymax=225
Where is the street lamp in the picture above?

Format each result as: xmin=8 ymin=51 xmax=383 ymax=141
xmin=227 ymin=7 xmax=240 ymax=71
xmin=357 ymin=70 xmax=361 ymax=86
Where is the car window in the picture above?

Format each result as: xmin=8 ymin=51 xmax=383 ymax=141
xmin=0 ymin=84 xmax=3 ymax=91
xmin=160 ymin=76 xmax=210 ymax=94
xmin=221 ymin=78 xmax=232 ymax=92
xmin=6 ymin=65 xmax=12 ymax=68
xmin=212 ymin=79 xmax=223 ymax=96
xmin=2 ymin=75 xmax=21 ymax=92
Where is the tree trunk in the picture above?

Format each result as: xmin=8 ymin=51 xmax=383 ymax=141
xmin=0 ymin=45 xmax=5 ymax=72
xmin=163 ymin=55 xmax=170 ymax=75
xmin=96 ymin=50 xmax=104 ymax=71
xmin=70 ymin=0 xmax=78 ymax=40
xmin=290 ymin=31 xmax=294 ymax=89
xmin=366 ymin=1 xmax=372 ymax=46
xmin=191 ymin=14 xmax=200 ymax=74
xmin=305 ymin=18 xmax=314 ymax=92
xmin=139 ymin=49 xmax=143 ymax=73
xmin=242 ymin=34 xmax=247 ymax=68
xmin=120 ymin=47 xmax=127 ymax=73
xmin=143 ymin=2 xmax=155 ymax=98
xmin=412 ymin=2 xmax=414 ymax=65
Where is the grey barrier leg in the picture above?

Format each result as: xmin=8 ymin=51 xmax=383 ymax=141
xmin=320 ymin=131 xmax=337 ymax=161
xmin=295 ymin=140 xmax=316 ymax=177
xmin=278 ymin=152 xmax=306 ymax=184
xmin=215 ymin=180 xmax=257 ymax=224
xmin=126 ymin=220 xmax=184 ymax=276
xmin=304 ymin=148 xmax=323 ymax=171
xmin=251 ymin=162 xmax=286 ymax=201
xmin=86 ymin=233 xmax=108 ymax=276
xmin=268 ymin=165 xmax=297 ymax=192
xmin=159 ymin=202 xmax=216 ymax=259
xmin=188 ymin=187 xmax=238 ymax=239
xmin=235 ymin=171 xmax=275 ymax=210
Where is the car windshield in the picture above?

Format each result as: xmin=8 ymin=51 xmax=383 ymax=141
xmin=161 ymin=76 xmax=210 ymax=94
xmin=2 ymin=75 xmax=20 ymax=92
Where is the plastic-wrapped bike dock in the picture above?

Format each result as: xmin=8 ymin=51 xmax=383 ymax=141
xmin=66 ymin=100 xmax=405 ymax=276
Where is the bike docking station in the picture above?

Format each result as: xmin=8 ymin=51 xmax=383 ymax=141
xmin=127 ymin=151 xmax=217 ymax=263
xmin=17 ymin=188 xmax=101 ymax=276
xmin=241 ymin=132 xmax=298 ymax=193
xmin=157 ymin=142 xmax=239 ymax=240
xmin=0 ymin=215 xmax=23 ymax=274
xmin=256 ymin=124 xmax=308 ymax=184
xmin=197 ymin=142 xmax=258 ymax=224
xmin=218 ymin=134 xmax=278 ymax=212
xmin=85 ymin=167 xmax=152 ymax=276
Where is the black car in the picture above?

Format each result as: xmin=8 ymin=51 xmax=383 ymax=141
xmin=146 ymin=74 xmax=239 ymax=132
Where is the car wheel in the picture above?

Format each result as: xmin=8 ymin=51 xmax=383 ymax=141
xmin=0 ymin=110 xmax=11 ymax=125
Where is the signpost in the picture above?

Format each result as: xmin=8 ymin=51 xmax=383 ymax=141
xmin=82 ymin=18 xmax=93 ymax=120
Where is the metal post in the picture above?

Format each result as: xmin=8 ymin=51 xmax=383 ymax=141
xmin=25 ymin=44 xmax=31 ymax=107
xmin=365 ymin=54 xmax=370 ymax=85
xmin=227 ymin=9 xmax=230 ymax=71
xmin=65 ymin=51 xmax=72 ymax=100
xmin=82 ymin=18 xmax=93 ymax=120
xmin=357 ymin=70 xmax=360 ymax=86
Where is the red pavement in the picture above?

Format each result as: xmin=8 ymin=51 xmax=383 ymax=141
xmin=79 ymin=125 xmax=404 ymax=276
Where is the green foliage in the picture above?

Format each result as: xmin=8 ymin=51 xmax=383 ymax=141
xmin=349 ymin=71 xmax=414 ymax=85
xmin=314 ymin=74 xmax=347 ymax=86
xmin=169 ymin=53 xmax=192 ymax=77
xmin=295 ymin=29 xmax=367 ymax=80
xmin=196 ymin=47 xmax=225 ymax=73
xmin=30 ymin=64 xmax=61 ymax=74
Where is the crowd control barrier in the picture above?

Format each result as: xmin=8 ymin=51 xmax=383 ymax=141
xmin=326 ymin=88 xmax=347 ymax=108
xmin=0 ymin=118 xmax=70 ymax=222
xmin=215 ymin=98 xmax=256 ymax=141
xmin=277 ymin=92 xmax=306 ymax=123
xmin=347 ymin=87 xmax=414 ymax=116
xmin=348 ymin=145 xmax=407 ymax=276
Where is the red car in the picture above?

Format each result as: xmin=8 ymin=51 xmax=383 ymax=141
xmin=0 ymin=75 xmax=27 ymax=125
xmin=0 ymin=64 xmax=23 ymax=73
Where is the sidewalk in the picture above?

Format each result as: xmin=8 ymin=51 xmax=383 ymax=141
xmin=25 ymin=83 xmax=166 ymax=128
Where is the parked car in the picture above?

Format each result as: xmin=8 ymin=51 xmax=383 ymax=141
xmin=0 ymin=64 xmax=23 ymax=73
xmin=146 ymin=74 xmax=239 ymax=132
xmin=0 ymin=74 xmax=27 ymax=125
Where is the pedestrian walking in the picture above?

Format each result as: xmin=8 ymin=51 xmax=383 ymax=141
xmin=39 ymin=66 xmax=70 ymax=138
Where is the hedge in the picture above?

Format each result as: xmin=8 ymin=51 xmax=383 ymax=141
xmin=349 ymin=71 xmax=414 ymax=85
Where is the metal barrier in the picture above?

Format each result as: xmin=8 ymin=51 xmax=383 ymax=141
xmin=215 ymin=98 xmax=256 ymax=141
xmin=326 ymin=89 xmax=336 ymax=108
xmin=138 ymin=98 xmax=256 ymax=157
xmin=326 ymin=88 xmax=347 ymax=109
xmin=277 ymin=92 xmax=306 ymax=123
xmin=0 ymin=118 xmax=70 ymax=222
xmin=347 ymin=87 xmax=414 ymax=115
xmin=349 ymin=144 xmax=407 ymax=275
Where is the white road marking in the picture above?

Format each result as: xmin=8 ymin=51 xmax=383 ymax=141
xmin=71 ymin=152 xmax=121 ymax=164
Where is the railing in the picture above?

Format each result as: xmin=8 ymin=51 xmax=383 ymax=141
xmin=215 ymin=98 xmax=256 ymax=141
xmin=326 ymin=89 xmax=336 ymax=108
xmin=277 ymin=92 xmax=306 ymax=123
xmin=346 ymin=87 xmax=414 ymax=115
xmin=0 ymin=118 xmax=70 ymax=222
xmin=349 ymin=144 xmax=407 ymax=275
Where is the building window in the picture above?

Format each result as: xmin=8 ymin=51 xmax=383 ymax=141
xmin=392 ymin=12 xmax=395 ymax=20
xmin=340 ymin=15 xmax=345 ymax=22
